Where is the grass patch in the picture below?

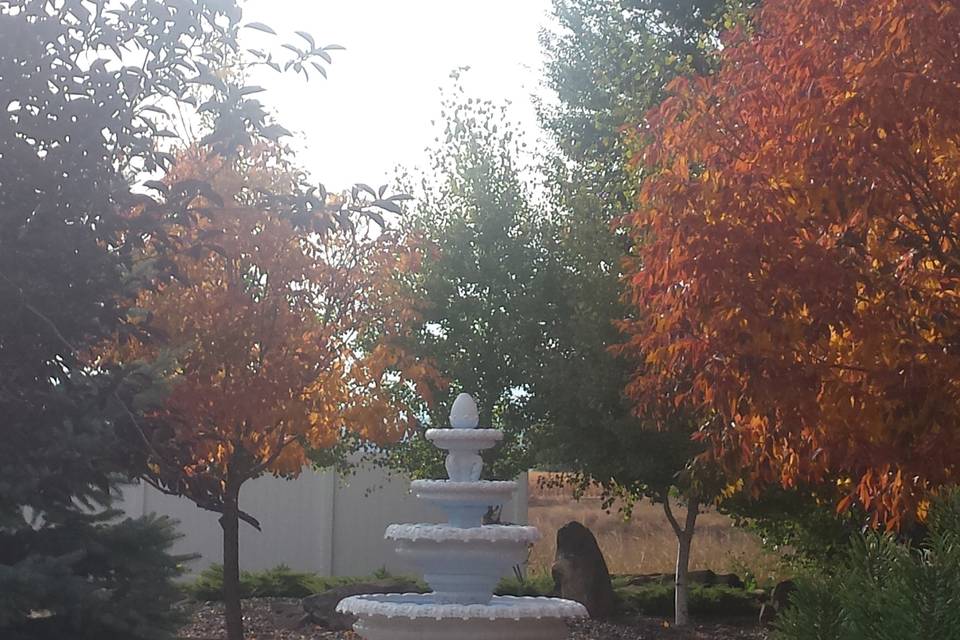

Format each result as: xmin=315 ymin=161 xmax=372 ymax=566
xmin=185 ymin=564 xmax=424 ymax=601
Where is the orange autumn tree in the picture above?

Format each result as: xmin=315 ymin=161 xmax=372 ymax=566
xmin=116 ymin=146 xmax=433 ymax=639
xmin=622 ymin=0 xmax=960 ymax=529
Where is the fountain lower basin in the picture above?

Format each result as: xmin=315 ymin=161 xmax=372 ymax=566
xmin=337 ymin=593 xmax=587 ymax=640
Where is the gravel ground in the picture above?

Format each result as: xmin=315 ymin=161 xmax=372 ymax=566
xmin=178 ymin=599 xmax=768 ymax=640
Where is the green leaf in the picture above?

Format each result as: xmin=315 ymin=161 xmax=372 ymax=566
xmin=295 ymin=30 xmax=315 ymax=49
xmin=372 ymin=199 xmax=403 ymax=215
xmin=143 ymin=180 xmax=168 ymax=194
xmin=244 ymin=22 xmax=276 ymax=35
xmin=260 ymin=124 xmax=292 ymax=140
xmin=366 ymin=211 xmax=385 ymax=227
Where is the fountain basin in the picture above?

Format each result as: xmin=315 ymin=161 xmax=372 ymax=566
xmin=425 ymin=428 xmax=503 ymax=450
xmin=411 ymin=480 xmax=517 ymax=527
xmin=337 ymin=593 xmax=588 ymax=640
xmin=386 ymin=524 xmax=540 ymax=604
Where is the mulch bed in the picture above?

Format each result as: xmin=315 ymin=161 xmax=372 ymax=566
xmin=177 ymin=599 xmax=349 ymax=640
xmin=568 ymin=616 xmax=768 ymax=639
xmin=178 ymin=598 xmax=769 ymax=640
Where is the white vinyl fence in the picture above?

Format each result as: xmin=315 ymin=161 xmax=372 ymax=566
xmin=117 ymin=466 xmax=528 ymax=578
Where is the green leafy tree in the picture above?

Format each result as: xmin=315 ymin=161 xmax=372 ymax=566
xmin=383 ymin=77 xmax=543 ymax=486
xmin=385 ymin=2 xmax=753 ymax=624
xmin=721 ymin=487 xmax=866 ymax=571
xmin=532 ymin=0 xmax=754 ymax=625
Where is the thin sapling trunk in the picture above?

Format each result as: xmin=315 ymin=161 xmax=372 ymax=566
xmin=663 ymin=492 xmax=700 ymax=628
xmin=220 ymin=484 xmax=244 ymax=640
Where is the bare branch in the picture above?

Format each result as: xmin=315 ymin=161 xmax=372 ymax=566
xmin=662 ymin=492 xmax=684 ymax=538
xmin=141 ymin=475 xmax=262 ymax=531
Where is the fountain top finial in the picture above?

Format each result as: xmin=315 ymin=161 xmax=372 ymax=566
xmin=449 ymin=393 xmax=479 ymax=429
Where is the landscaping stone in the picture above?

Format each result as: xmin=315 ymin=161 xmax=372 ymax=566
xmin=759 ymin=579 xmax=797 ymax=623
xmin=551 ymin=521 xmax=617 ymax=619
xmin=301 ymin=579 xmax=425 ymax=630
xmin=270 ymin=600 xmax=309 ymax=630
xmin=688 ymin=569 xmax=746 ymax=589
xmin=625 ymin=572 xmax=673 ymax=586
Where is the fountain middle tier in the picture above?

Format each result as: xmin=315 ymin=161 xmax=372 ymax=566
xmin=410 ymin=479 xmax=517 ymax=528
xmin=386 ymin=523 xmax=540 ymax=604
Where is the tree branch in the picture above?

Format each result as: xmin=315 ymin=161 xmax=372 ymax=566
xmin=141 ymin=475 xmax=262 ymax=531
xmin=662 ymin=491 xmax=684 ymax=538
xmin=684 ymin=494 xmax=700 ymax=533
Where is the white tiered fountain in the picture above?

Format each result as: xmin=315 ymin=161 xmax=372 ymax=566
xmin=337 ymin=392 xmax=588 ymax=639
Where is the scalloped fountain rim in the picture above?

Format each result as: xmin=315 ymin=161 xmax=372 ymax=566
xmin=337 ymin=593 xmax=588 ymax=621
xmin=410 ymin=480 xmax=518 ymax=506
xmin=425 ymin=428 xmax=504 ymax=447
xmin=385 ymin=523 xmax=541 ymax=544
xmin=411 ymin=479 xmax=517 ymax=494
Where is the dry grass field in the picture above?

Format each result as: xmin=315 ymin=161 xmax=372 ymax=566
xmin=526 ymin=473 xmax=784 ymax=587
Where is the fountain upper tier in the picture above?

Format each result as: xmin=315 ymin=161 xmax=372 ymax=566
xmin=429 ymin=393 xmax=502 ymax=483
xmin=410 ymin=393 xmax=517 ymax=527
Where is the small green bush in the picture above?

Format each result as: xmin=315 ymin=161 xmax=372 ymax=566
xmin=495 ymin=572 xmax=759 ymax=618
xmin=184 ymin=564 xmax=423 ymax=601
xmin=186 ymin=564 xmax=229 ymax=601
xmin=773 ymin=491 xmax=960 ymax=640
xmin=495 ymin=570 xmax=555 ymax=596
xmin=689 ymin=584 xmax=758 ymax=616
xmin=615 ymin=583 xmax=759 ymax=617
xmin=616 ymin=583 xmax=674 ymax=615
xmin=609 ymin=574 xmax=638 ymax=589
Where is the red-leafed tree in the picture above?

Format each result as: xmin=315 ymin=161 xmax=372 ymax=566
xmin=109 ymin=146 xmax=434 ymax=640
xmin=622 ymin=0 xmax=960 ymax=529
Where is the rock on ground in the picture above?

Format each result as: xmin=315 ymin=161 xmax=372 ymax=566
xmin=302 ymin=579 xmax=424 ymax=630
xmin=552 ymin=520 xmax=617 ymax=619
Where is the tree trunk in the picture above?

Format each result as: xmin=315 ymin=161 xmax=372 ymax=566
xmin=220 ymin=485 xmax=244 ymax=640
xmin=663 ymin=493 xmax=700 ymax=628
xmin=674 ymin=523 xmax=694 ymax=626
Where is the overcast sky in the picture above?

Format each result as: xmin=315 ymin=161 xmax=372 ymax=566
xmin=242 ymin=0 xmax=555 ymax=191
